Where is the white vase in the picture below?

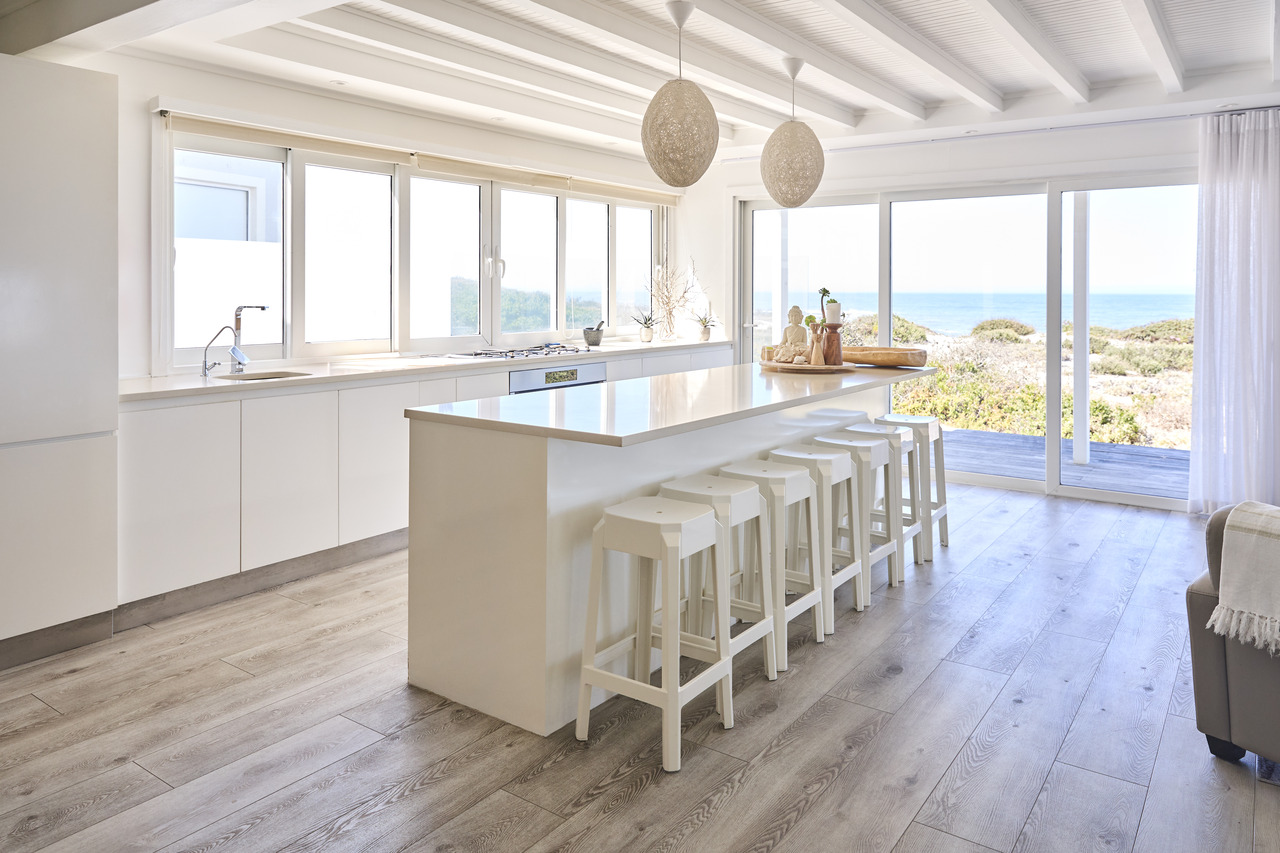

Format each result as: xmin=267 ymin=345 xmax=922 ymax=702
xmin=699 ymin=327 xmax=711 ymax=342
xmin=824 ymin=302 xmax=842 ymax=324
xmin=640 ymin=327 xmax=653 ymax=342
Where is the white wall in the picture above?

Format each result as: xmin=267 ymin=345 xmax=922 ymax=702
xmin=78 ymin=52 xmax=672 ymax=378
xmin=675 ymin=119 xmax=1201 ymax=339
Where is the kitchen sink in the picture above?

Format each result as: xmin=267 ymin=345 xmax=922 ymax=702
xmin=212 ymin=371 xmax=310 ymax=381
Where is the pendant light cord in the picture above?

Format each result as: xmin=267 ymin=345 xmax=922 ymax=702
xmin=678 ymin=26 xmax=684 ymax=80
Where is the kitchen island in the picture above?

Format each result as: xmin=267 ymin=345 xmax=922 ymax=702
xmin=405 ymin=362 xmax=935 ymax=736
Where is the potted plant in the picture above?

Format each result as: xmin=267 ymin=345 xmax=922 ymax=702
xmin=818 ymin=287 xmax=841 ymax=324
xmin=692 ymin=309 xmax=717 ymax=342
xmin=633 ymin=311 xmax=657 ymax=342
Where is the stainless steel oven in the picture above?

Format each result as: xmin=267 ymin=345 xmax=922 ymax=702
xmin=508 ymin=362 xmax=606 ymax=394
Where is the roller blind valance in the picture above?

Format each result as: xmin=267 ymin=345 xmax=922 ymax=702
xmin=164 ymin=113 xmax=678 ymax=207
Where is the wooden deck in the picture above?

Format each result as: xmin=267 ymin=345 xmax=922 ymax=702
xmin=943 ymin=428 xmax=1190 ymax=499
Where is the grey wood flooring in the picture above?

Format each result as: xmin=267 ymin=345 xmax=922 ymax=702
xmin=943 ymin=429 xmax=1190 ymax=499
xmin=2 ymin=487 xmax=1276 ymax=852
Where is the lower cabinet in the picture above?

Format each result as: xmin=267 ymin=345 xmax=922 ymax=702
xmin=118 ymin=402 xmax=240 ymax=602
xmin=338 ymin=382 xmax=420 ymax=545
xmin=242 ymin=391 xmax=339 ymax=571
xmin=641 ymin=353 xmax=693 ymax=376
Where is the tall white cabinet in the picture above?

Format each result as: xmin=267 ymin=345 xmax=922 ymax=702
xmin=0 ymin=56 xmax=118 ymax=641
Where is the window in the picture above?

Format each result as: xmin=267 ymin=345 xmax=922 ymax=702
xmin=167 ymin=130 xmax=663 ymax=369
xmin=172 ymin=142 xmax=284 ymax=362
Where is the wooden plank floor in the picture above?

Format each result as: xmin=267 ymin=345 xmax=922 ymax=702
xmin=2 ymin=488 xmax=1276 ymax=852
xmin=943 ymin=429 xmax=1190 ymax=499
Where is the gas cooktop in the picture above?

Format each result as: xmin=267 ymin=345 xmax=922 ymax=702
xmin=448 ymin=343 xmax=588 ymax=359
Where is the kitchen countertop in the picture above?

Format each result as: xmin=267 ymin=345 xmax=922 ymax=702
xmin=405 ymin=362 xmax=936 ymax=447
xmin=118 ymin=338 xmax=728 ymax=403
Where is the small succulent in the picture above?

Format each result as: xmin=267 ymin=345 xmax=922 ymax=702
xmin=632 ymin=312 xmax=657 ymax=328
xmin=692 ymin=310 xmax=717 ymax=328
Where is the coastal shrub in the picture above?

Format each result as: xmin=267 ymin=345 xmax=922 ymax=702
xmin=1150 ymin=342 xmax=1194 ymax=371
xmin=1089 ymin=337 xmax=1111 ymax=355
xmin=1119 ymin=318 xmax=1194 ymax=344
xmin=838 ymin=313 xmax=931 ymax=346
xmin=1092 ymin=356 xmax=1130 ymax=375
xmin=972 ymin=318 xmax=1033 ymax=336
xmin=975 ymin=328 xmax=1025 ymax=344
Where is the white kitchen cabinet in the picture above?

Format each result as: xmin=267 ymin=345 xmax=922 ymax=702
xmin=0 ymin=437 xmax=117 ymax=640
xmin=456 ymin=371 xmax=509 ymax=400
xmin=339 ymin=382 xmax=420 ymax=544
xmin=606 ymin=358 xmax=643 ymax=381
xmin=242 ymin=391 xmax=339 ymax=570
xmin=419 ymin=378 xmax=457 ymax=405
xmin=689 ymin=347 xmax=734 ymax=370
xmin=118 ymin=402 xmax=241 ymax=602
xmin=641 ymin=353 xmax=692 ymax=377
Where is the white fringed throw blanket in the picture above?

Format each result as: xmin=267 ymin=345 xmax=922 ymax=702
xmin=1207 ymin=501 xmax=1280 ymax=655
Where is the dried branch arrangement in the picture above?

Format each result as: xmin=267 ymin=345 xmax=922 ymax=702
xmin=648 ymin=262 xmax=697 ymax=340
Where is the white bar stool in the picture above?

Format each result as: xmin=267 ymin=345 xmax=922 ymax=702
xmin=767 ymin=444 xmax=865 ymax=633
xmin=659 ymin=474 xmax=778 ymax=682
xmin=718 ymin=459 xmax=824 ymax=671
xmin=876 ymin=413 xmax=949 ymax=561
xmin=802 ymin=408 xmax=872 ymax=429
xmin=576 ymin=496 xmax=732 ymax=772
xmin=842 ymin=422 xmax=926 ymax=574
xmin=811 ymin=432 xmax=902 ymax=593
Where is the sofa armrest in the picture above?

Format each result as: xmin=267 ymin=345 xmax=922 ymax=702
xmin=1206 ymin=505 xmax=1232 ymax=590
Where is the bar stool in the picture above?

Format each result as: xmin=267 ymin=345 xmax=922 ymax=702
xmin=659 ymin=474 xmax=778 ymax=682
xmin=842 ymin=422 xmax=926 ymax=574
xmin=802 ymin=408 xmax=872 ymax=429
xmin=811 ymin=432 xmax=902 ymax=592
xmin=718 ymin=459 xmax=824 ymax=671
xmin=768 ymin=444 xmax=865 ymax=633
xmin=576 ymin=496 xmax=733 ymax=772
xmin=876 ymin=413 xmax=949 ymax=561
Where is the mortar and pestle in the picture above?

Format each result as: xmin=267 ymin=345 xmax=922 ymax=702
xmin=582 ymin=320 xmax=604 ymax=347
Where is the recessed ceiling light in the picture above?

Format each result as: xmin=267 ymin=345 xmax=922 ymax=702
xmin=490 ymin=116 xmax=507 ymax=122
xmin=1218 ymin=102 xmax=1240 ymax=109
xmin=329 ymin=79 xmax=347 ymax=86
xmin=963 ymin=130 xmax=980 ymax=135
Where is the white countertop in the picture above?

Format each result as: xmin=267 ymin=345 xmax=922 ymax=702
xmin=405 ymin=363 xmax=935 ymax=446
xmin=117 ymin=339 xmax=727 ymax=403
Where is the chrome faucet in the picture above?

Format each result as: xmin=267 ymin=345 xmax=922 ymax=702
xmin=202 ymin=325 xmax=235 ymax=377
xmin=231 ymin=306 xmax=268 ymax=374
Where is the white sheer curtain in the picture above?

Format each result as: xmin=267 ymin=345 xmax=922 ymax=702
xmin=1190 ymin=110 xmax=1280 ymax=513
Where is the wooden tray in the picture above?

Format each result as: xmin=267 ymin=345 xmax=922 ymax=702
xmin=761 ymin=360 xmax=858 ymax=374
xmin=841 ymin=347 xmax=927 ymax=367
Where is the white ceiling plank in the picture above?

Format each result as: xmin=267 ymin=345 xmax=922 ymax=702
xmin=223 ymin=25 xmax=653 ymax=144
xmin=965 ymin=0 xmax=1090 ymax=103
xmin=1272 ymin=0 xmax=1280 ymax=82
xmin=507 ymin=0 xmax=859 ymax=128
xmin=380 ymin=0 xmax=785 ymax=130
xmin=0 ymin=0 xmax=264 ymax=57
xmin=694 ymin=0 xmax=925 ymax=119
xmin=809 ymin=0 xmax=1005 ymax=112
xmin=1119 ymin=0 xmax=1185 ymax=93
xmin=296 ymin=7 xmax=739 ymax=139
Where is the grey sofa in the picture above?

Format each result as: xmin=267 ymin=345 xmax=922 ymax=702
xmin=1186 ymin=505 xmax=1280 ymax=763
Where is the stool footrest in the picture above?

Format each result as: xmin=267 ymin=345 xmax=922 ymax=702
xmin=581 ymin=667 xmax=665 ymax=706
xmin=592 ymin=634 xmax=638 ymax=669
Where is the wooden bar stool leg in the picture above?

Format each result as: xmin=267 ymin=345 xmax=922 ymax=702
xmin=935 ymin=434 xmax=949 ymax=546
xmin=885 ymin=459 xmax=905 ymax=586
xmin=771 ymin=483 xmax=791 ymax=671
xmin=857 ymin=463 xmax=875 ymax=605
xmin=660 ymin=534 xmax=683 ymax=772
xmin=576 ymin=521 xmax=607 ymax=742
xmin=634 ymin=556 xmax=655 ymax=682
xmin=806 ymin=482 xmax=828 ymax=638
xmin=907 ymin=444 xmax=928 ymax=564
xmin=756 ymin=495 xmax=778 ymax=680
xmin=711 ymin=520 xmax=734 ymax=729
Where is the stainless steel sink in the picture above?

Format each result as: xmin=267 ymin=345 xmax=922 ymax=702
xmin=212 ymin=371 xmax=309 ymax=381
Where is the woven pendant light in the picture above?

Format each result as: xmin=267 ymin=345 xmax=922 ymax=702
xmin=642 ymin=1 xmax=719 ymax=188
xmin=760 ymin=57 xmax=824 ymax=208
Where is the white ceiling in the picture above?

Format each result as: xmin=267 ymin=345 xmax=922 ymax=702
xmin=4 ymin=0 xmax=1279 ymax=159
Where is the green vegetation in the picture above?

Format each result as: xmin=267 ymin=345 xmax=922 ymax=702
xmin=972 ymin=318 xmax=1033 ymax=336
xmin=975 ymin=328 xmax=1025 ymax=344
xmin=840 ymin=314 xmax=931 ymax=346
xmin=449 ymin=277 xmax=603 ymax=334
xmin=1118 ymin=318 xmax=1194 ymax=344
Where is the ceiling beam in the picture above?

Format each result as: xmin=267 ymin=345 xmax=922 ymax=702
xmin=1270 ymin=0 xmax=1279 ymax=82
xmin=295 ymin=7 xmax=736 ymax=140
xmin=964 ymin=0 xmax=1090 ymax=104
xmin=506 ymin=0 xmax=859 ymax=128
xmin=1119 ymin=0 xmax=1184 ymax=93
xmin=223 ymin=25 xmax=652 ymax=144
xmin=0 ymin=0 xmax=261 ymax=58
xmin=809 ymin=0 xmax=1004 ymax=112
xmin=380 ymin=0 xmax=785 ymax=131
xmin=693 ymin=0 xmax=925 ymax=120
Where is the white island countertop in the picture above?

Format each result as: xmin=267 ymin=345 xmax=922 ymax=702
xmin=405 ymin=362 xmax=936 ymax=446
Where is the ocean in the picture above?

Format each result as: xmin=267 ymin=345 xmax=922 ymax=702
xmin=755 ymin=291 xmax=1196 ymax=338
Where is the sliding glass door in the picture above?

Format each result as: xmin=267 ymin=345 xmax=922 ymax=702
xmin=745 ymin=202 xmax=878 ymax=361
xmin=1055 ymin=184 xmax=1198 ymax=499
xmin=889 ymin=191 xmax=1048 ymax=481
